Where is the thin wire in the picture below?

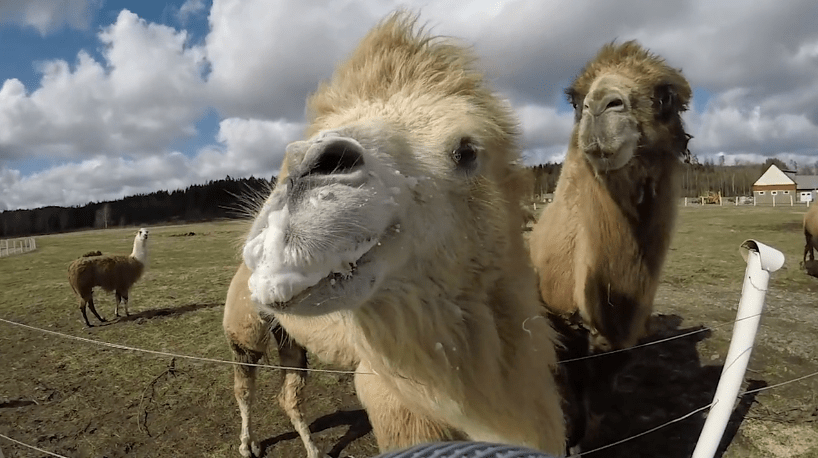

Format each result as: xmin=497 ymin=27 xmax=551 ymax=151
xmin=0 ymin=317 xmax=363 ymax=376
xmin=2 ymin=316 xmax=818 ymax=457
xmin=0 ymin=432 xmax=70 ymax=458
xmin=739 ymin=368 xmax=818 ymax=397
xmin=571 ymin=402 xmax=716 ymax=457
xmin=559 ymin=312 xmax=763 ymax=364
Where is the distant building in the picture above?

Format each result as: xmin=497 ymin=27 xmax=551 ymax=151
xmin=752 ymin=164 xmax=818 ymax=204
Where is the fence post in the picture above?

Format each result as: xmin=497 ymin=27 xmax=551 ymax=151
xmin=691 ymin=240 xmax=784 ymax=458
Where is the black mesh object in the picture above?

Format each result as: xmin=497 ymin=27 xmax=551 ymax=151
xmin=374 ymin=441 xmax=558 ymax=458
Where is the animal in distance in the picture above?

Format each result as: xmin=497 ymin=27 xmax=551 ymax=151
xmin=68 ymin=228 xmax=149 ymax=327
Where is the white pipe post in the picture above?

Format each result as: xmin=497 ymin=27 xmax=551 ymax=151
xmin=691 ymin=240 xmax=784 ymax=458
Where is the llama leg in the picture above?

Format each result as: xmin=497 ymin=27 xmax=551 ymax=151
xmin=121 ymin=292 xmax=130 ymax=316
xmin=271 ymin=324 xmax=324 ymax=458
xmin=86 ymin=295 xmax=106 ymax=324
xmin=231 ymin=343 xmax=264 ymax=458
xmin=354 ymin=363 xmax=463 ymax=452
xmin=79 ymin=299 xmax=93 ymax=327
xmin=115 ymin=292 xmax=130 ymax=317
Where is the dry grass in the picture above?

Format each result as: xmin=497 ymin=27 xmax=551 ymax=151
xmin=1 ymin=206 xmax=817 ymax=457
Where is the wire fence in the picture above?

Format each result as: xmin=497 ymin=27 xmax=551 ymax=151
xmin=2 ymin=315 xmax=818 ymax=458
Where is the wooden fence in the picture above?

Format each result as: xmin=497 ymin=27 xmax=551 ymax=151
xmin=0 ymin=237 xmax=37 ymax=257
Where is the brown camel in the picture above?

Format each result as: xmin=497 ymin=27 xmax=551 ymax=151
xmin=803 ymin=203 xmax=818 ymax=277
xmin=527 ymin=40 xmax=691 ymax=448
xmin=529 ymin=40 xmax=691 ymax=352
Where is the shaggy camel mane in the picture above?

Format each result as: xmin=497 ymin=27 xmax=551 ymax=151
xmin=528 ymin=40 xmax=692 ymax=449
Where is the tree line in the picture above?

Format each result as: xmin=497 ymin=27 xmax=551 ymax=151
xmin=1 ymin=156 xmax=807 ymax=238
xmin=0 ymin=176 xmax=273 ymax=238
xmin=531 ymin=157 xmax=804 ymax=200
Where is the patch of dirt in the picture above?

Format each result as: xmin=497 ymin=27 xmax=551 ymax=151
xmin=2 ymin=286 xmax=817 ymax=458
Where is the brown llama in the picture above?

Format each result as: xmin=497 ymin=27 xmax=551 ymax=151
xmin=229 ymin=11 xmax=565 ymax=456
xmin=68 ymin=228 xmax=149 ymax=327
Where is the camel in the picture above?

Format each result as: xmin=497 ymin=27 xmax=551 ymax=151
xmin=528 ymin=41 xmax=691 ymax=447
xmin=802 ymin=203 xmax=818 ymax=277
xmin=529 ymin=41 xmax=691 ymax=353
xmin=230 ymin=12 xmax=565 ymax=456
xmin=803 ymin=203 xmax=818 ymax=263
xmin=224 ymin=264 xmax=358 ymax=458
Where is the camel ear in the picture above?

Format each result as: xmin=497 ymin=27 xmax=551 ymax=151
xmin=653 ymin=83 xmax=680 ymax=122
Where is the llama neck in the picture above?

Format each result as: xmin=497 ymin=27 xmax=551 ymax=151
xmin=131 ymin=238 xmax=148 ymax=266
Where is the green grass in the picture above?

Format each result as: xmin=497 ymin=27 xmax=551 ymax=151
xmin=666 ymin=205 xmax=812 ymax=291
xmin=1 ymin=206 xmax=816 ymax=457
xmin=0 ymin=221 xmax=367 ymax=458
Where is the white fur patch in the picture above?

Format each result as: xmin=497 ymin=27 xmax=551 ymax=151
xmin=243 ymin=205 xmax=378 ymax=304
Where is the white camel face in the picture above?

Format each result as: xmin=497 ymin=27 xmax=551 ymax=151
xmin=573 ymin=73 xmax=640 ymax=172
xmin=243 ymin=114 xmax=508 ymax=316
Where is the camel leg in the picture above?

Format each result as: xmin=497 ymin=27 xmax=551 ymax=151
xmin=354 ymin=363 xmax=464 ymax=452
xmin=271 ymin=323 xmax=325 ymax=458
xmin=85 ymin=294 xmax=106 ymax=324
xmin=231 ymin=342 xmax=264 ymax=458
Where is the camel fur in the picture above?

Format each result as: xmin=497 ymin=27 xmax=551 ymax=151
xmin=223 ymin=263 xmax=359 ymax=458
xmin=803 ymin=203 xmax=818 ymax=263
xmin=68 ymin=228 xmax=149 ymax=327
xmin=529 ymin=41 xmax=691 ymax=353
xmin=233 ymin=12 xmax=565 ymax=455
xmin=803 ymin=204 xmax=818 ymax=277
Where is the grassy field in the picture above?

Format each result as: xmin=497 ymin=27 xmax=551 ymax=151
xmin=1 ymin=206 xmax=817 ymax=457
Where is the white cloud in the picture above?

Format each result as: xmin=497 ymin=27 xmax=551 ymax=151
xmin=205 ymin=0 xmax=405 ymax=119
xmin=516 ymin=104 xmax=574 ymax=164
xmin=0 ymin=0 xmax=99 ymax=35
xmin=177 ymin=0 xmax=207 ymax=24
xmin=4 ymin=0 xmax=818 ymax=210
xmin=0 ymin=10 xmax=208 ymax=162
xmin=198 ymin=117 xmax=304 ymax=179
xmin=0 ymin=117 xmax=304 ymax=209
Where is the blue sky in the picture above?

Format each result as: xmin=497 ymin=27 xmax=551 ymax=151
xmin=1 ymin=0 xmax=817 ymax=210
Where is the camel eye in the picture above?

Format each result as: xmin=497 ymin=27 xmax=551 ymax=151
xmin=452 ymin=139 xmax=478 ymax=172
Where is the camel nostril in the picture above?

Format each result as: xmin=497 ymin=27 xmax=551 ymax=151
xmin=307 ymin=140 xmax=365 ymax=176
xmin=606 ymin=98 xmax=624 ymax=110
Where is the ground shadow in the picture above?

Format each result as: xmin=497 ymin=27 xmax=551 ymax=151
xmin=261 ymin=409 xmax=371 ymax=458
xmin=113 ymin=302 xmax=222 ymax=323
xmin=0 ymin=399 xmax=38 ymax=409
xmin=577 ymin=313 xmax=764 ymax=457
